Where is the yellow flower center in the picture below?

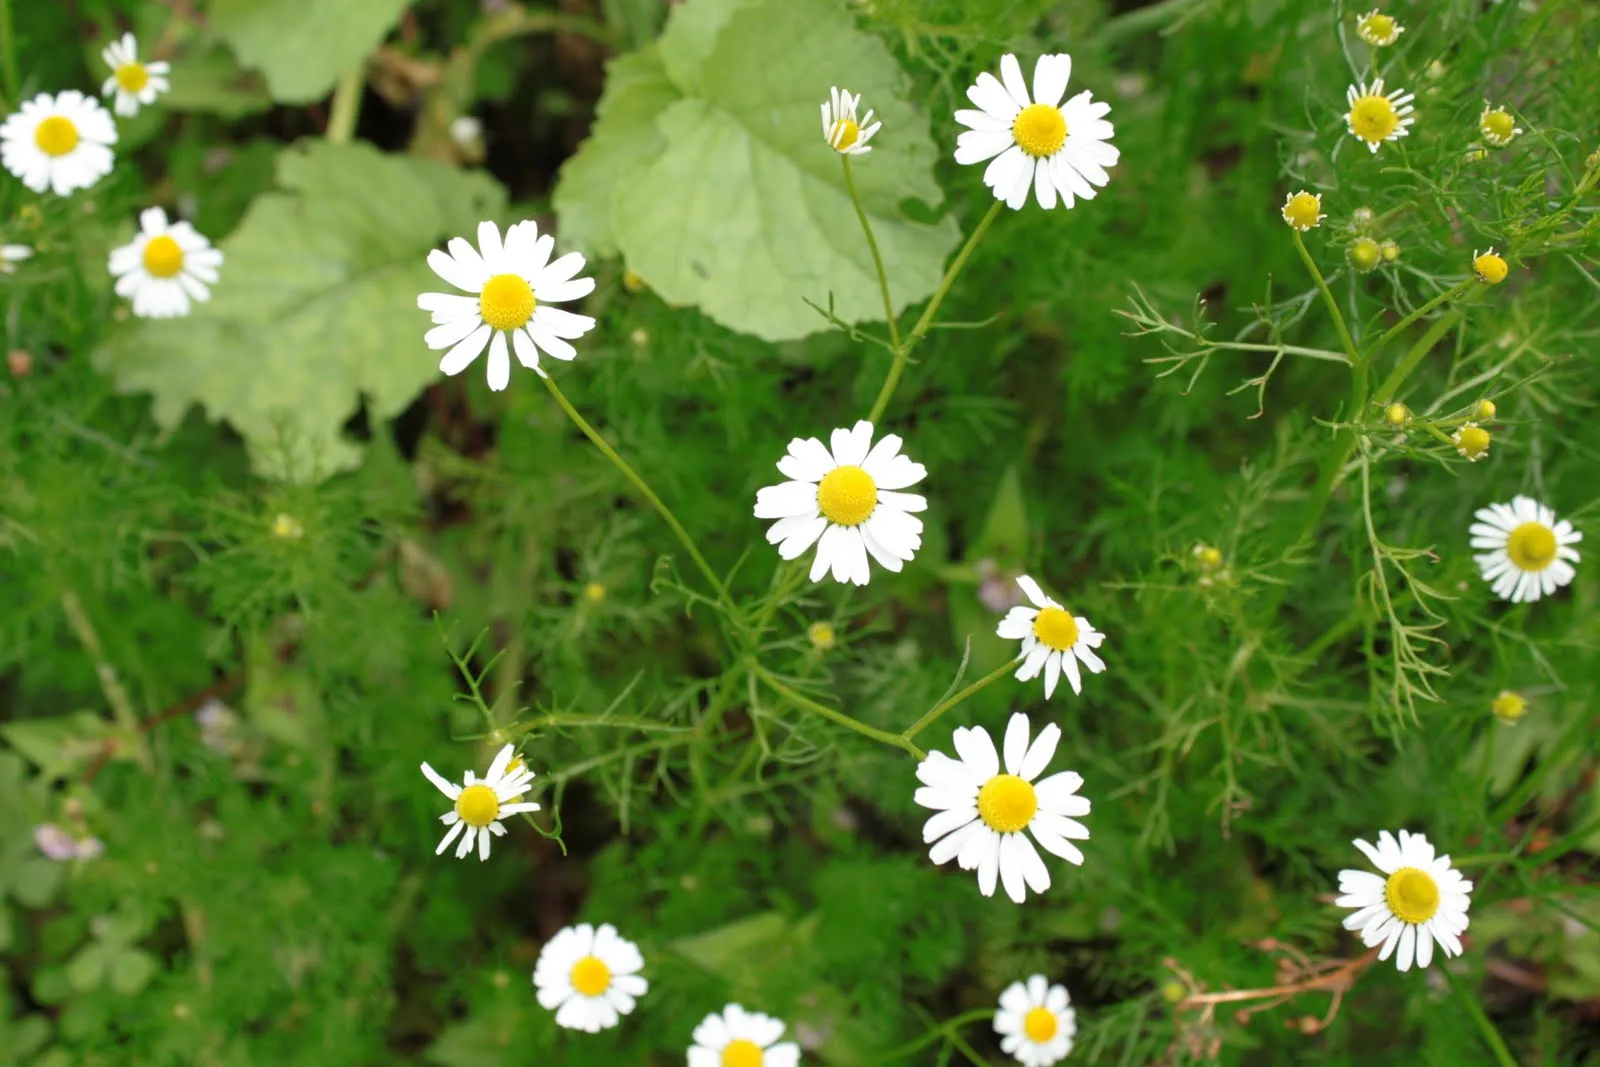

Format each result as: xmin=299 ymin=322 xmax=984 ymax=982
xmin=1491 ymin=690 xmax=1527 ymax=723
xmin=1474 ymin=253 xmax=1508 ymax=284
xmin=1349 ymin=237 xmax=1382 ymax=272
xmin=142 ymin=235 xmax=185 ymax=279
xmin=1348 ymin=95 xmax=1399 ymax=143
xmin=1012 ymin=103 xmax=1067 ymax=158
xmin=1474 ymin=398 xmax=1497 ymax=420
xmin=115 ymin=63 xmax=150 ymax=93
xmin=455 ymin=783 xmax=500 ymax=828
xmin=1360 ymin=14 xmax=1397 ymax=43
xmin=568 ymin=955 xmax=612 ymax=997
xmin=33 ymin=115 xmax=79 ymax=157
xmin=1506 ymin=522 xmax=1558 ymax=572
xmin=808 ymin=621 xmax=836 ymax=650
xmin=583 ymin=582 xmax=607 ymax=604
xmin=1384 ymin=403 xmax=1408 ymax=427
xmin=977 ymin=774 xmax=1038 ymax=834
xmin=1383 ymin=866 xmax=1440 ymax=924
xmin=1455 ymin=425 xmax=1490 ymax=459
xmin=1023 ymin=1006 xmax=1059 ymax=1043
xmin=1032 ymin=606 xmax=1080 ymax=652
xmin=722 ymin=1039 xmax=764 ymax=1067
xmin=830 ymin=118 xmax=860 ymax=151
xmin=479 ymin=273 xmax=536 ymax=331
xmin=1281 ymin=192 xmax=1322 ymax=230
xmin=1481 ymin=110 xmax=1516 ymax=143
xmin=816 ymin=464 xmax=877 ymax=526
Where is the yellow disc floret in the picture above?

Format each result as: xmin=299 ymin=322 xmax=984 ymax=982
xmin=1384 ymin=403 xmax=1408 ymax=427
xmin=1281 ymin=191 xmax=1324 ymax=231
xmin=34 ymin=115 xmax=79 ymax=157
xmin=1348 ymin=237 xmax=1382 ymax=273
xmin=1348 ymin=95 xmax=1399 ymax=144
xmin=829 ymin=119 xmax=861 ymax=152
xmin=1480 ymin=108 xmax=1518 ymax=147
xmin=142 ymin=235 xmax=185 ymax=279
xmin=1474 ymin=398 xmax=1496 ymax=420
xmin=479 ymin=273 xmax=536 ymax=330
xmin=816 ymin=465 xmax=877 ymax=526
xmin=1453 ymin=423 xmax=1490 ymax=461
xmin=568 ymin=956 xmax=612 ymax=997
xmin=978 ymin=774 xmax=1038 ymax=833
xmin=1491 ymin=690 xmax=1528 ymax=723
xmin=1357 ymin=12 xmax=1401 ymax=46
xmin=1023 ymin=1006 xmax=1059 ymax=1042
xmin=1012 ymin=103 xmax=1067 ymax=158
xmin=455 ymin=783 xmax=500 ymax=827
xmin=115 ymin=63 xmax=150 ymax=93
xmin=1473 ymin=251 xmax=1508 ymax=285
xmin=1506 ymin=522 xmax=1558 ymax=572
xmin=1032 ymin=606 xmax=1081 ymax=651
xmin=1384 ymin=867 xmax=1440 ymax=924
xmin=721 ymin=1039 xmax=763 ymax=1067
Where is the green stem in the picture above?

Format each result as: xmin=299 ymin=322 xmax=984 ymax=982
xmin=1291 ymin=230 xmax=1361 ymax=367
xmin=842 ymin=155 xmax=901 ymax=352
xmin=752 ymin=663 xmax=926 ymax=759
xmin=863 ymin=1008 xmax=995 ymax=1065
xmin=0 ymin=0 xmax=16 ymax=107
xmin=60 ymin=590 xmax=151 ymax=771
xmin=1373 ymin=311 xmax=1461 ymax=406
xmin=1374 ymin=280 xmax=1475 ymax=351
xmin=542 ymin=375 xmax=737 ymax=616
xmin=1443 ymin=967 xmax=1518 ymax=1067
xmin=326 ymin=64 xmax=365 ymax=144
xmin=747 ymin=559 xmax=807 ymax=644
xmin=902 ymin=656 xmax=1022 ymax=741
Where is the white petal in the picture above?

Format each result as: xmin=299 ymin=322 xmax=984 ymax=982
xmin=999 ymin=54 xmax=1032 ymax=109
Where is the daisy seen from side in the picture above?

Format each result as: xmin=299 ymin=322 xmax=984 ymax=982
xmin=915 ymin=712 xmax=1090 ymax=904
xmin=753 ymin=420 xmax=927 ymax=586
xmin=1 ymin=91 xmax=117 ymax=196
xmin=997 ymin=575 xmax=1107 ymax=699
xmin=1345 ymin=78 xmax=1415 ymax=153
xmin=1335 ymin=829 xmax=1473 ymax=971
xmin=100 ymin=33 xmax=171 ymax=117
xmin=994 ymin=975 xmax=1077 ymax=1067
xmin=1470 ymin=496 xmax=1581 ymax=603
xmin=687 ymin=1004 xmax=800 ymax=1067
xmin=532 ymin=922 xmax=648 ymax=1033
xmin=955 ymin=53 xmax=1118 ymax=211
xmin=821 ymin=87 xmax=879 ymax=155
xmin=418 ymin=220 xmax=596 ymax=391
xmin=1356 ymin=10 xmax=1404 ymax=47
xmin=108 ymin=207 xmax=223 ymax=318
xmin=420 ymin=743 xmax=540 ymax=861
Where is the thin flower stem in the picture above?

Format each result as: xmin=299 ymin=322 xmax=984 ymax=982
xmin=902 ymin=656 xmax=1023 ymax=741
xmin=0 ymin=0 xmax=17 ymax=107
xmin=1374 ymin=279 xmax=1475 ymax=351
xmin=842 ymin=155 xmax=901 ymax=352
xmin=1443 ymin=967 xmax=1518 ymax=1067
xmin=1291 ymin=230 xmax=1362 ymax=368
xmin=326 ymin=63 xmax=365 ymax=145
xmin=861 ymin=1008 xmax=995 ymax=1064
xmin=752 ymin=663 xmax=926 ymax=759
xmin=541 ymin=375 xmax=738 ymax=617
xmin=1373 ymin=311 xmax=1461 ymax=406
xmin=60 ymin=590 xmax=152 ymax=771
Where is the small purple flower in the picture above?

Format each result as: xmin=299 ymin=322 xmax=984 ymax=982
xmin=35 ymin=824 xmax=79 ymax=860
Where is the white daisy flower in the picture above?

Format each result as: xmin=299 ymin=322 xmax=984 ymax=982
xmin=100 ymin=33 xmax=171 ymax=117
xmin=994 ymin=975 xmax=1077 ymax=1067
xmin=914 ymin=712 xmax=1090 ymax=904
xmin=419 ymin=743 xmax=540 ymax=861
xmin=532 ymin=922 xmax=648 ymax=1032
xmin=996 ymin=575 xmax=1107 ymax=699
xmin=418 ymin=219 xmax=596 ymax=392
xmin=954 ymin=53 xmax=1119 ymax=211
xmin=1 ymin=91 xmax=117 ymax=196
xmin=1345 ymin=79 xmax=1415 ymax=153
xmin=687 ymin=1004 xmax=800 ymax=1067
xmin=1334 ymin=829 xmax=1473 ymax=972
xmin=1 ymin=244 xmax=31 ymax=273
xmin=107 ymin=208 xmax=223 ymax=318
xmin=821 ymin=87 xmax=880 ymax=155
xmin=1469 ymin=496 xmax=1581 ymax=603
xmin=1355 ymin=10 xmax=1405 ymax=47
xmin=1479 ymin=105 xmax=1522 ymax=148
xmin=753 ymin=420 xmax=927 ymax=586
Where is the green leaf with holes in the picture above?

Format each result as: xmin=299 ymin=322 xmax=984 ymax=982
xmin=208 ymin=0 xmax=411 ymax=104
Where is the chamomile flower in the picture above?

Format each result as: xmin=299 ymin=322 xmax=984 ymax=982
xmin=687 ymin=1004 xmax=800 ymax=1067
xmin=1356 ymin=10 xmax=1405 ymax=47
xmin=532 ymin=923 xmax=648 ymax=1033
xmin=954 ymin=53 xmax=1118 ymax=211
xmin=915 ymin=712 xmax=1091 ymax=904
xmin=994 ymin=975 xmax=1077 ymax=1067
xmin=1473 ymin=247 xmax=1509 ymax=284
xmin=100 ymin=33 xmax=171 ymax=117
xmin=418 ymin=220 xmax=596 ymax=391
xmin=1452 ymin=422 xmax=1490 ymax=461
xmin=1491 ymin=689 xmax=1527 ymax=723
xmin=1280 ymin=190 xmax=1325 ymax=231
xmin=1479 ymin=105 xmax=1522 ymax=148
xmin=821 ymin=87 xmax=879 ymax=155
xmin=108 ymin=208 xmax=223 ymax=318
xmin=1470 ymin=496 xmax=1582 ymax=603
xmin=753 ymin=420 xmax=927 ymax=586
xmin=996 ymin=576 xmax=1107 ymax=699
xmin=1345 ymin=79 xmax=1415 ymax=153
xmin=1348 ymin=236 xmax=1383 ymax=272
xmin=1 ymin=244 xmax=30 ymax=273
xmin=420 ymin=743 xmax=540 ymax=861
xmin=1335 ymin=830 xmax=1473 ymax=971
xmin=1 ymin=91 xmax=117 ymax=196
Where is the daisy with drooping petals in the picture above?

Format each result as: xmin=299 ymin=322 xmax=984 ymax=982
xmin=100 ymin=33 xmax=171 ymax=117
xmin=1345 ymin=79 xmax=1415 ymax=153
xmin=108 ymin=208 xmax=223 ymax=318
xmin=1 ymin=91 xmax=117 ymax=196
xmin=994 ymin=975 xmax=1077 ymax=1067
xmin=1470 ymin=496 xmax=1581 ymax=603
xmin=687 ymin=1004 xmax=800 ymax=1067
xmin=420 ymin=743 xmax=540 ymax=861
xmin=1280 ymin=190 xmax=1325 ymax=231
xmin=1452 ymin=422 xmax=1490 ymax=461
xmin=821 ymin=87 xmax=880 ymax=155
xmin=532 ymin=922 xmax=648 ymax=1033
xmin=418 ymin=220 xmax=596 ymax=391
xmin=955 ymin=53 xmax=1118 ymax=211
xmin=1479 ymin=105 xmax=1522 ymax=148
xmin=997 ymin=576 xmax=1107 ymax=699
xmin=915 ymin=712 xmax=1091 ymax=904
xmin=1 ymin=244 xmax=31 ymax=273
xmin=1473 ymin=247 xmax=1508 ymax=284
xmin=753 ymin=420 xmax=927 ymax=586
xmin=1335 ymin=830 xmax=1473 ymax=972
xmin=1356 ymin=10 xmax=1404 ymax=47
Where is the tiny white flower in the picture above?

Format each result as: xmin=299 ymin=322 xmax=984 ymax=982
xmin=532 ymin=922 xmax=648 ymax=1032
xmin=418 ymin=219 xmax=596 ymax=391
xmin=687 ymin=1004 xmax=800 ymax=1067
xmin=996 ymin=575 xmax=1107 ymax=699
xmin=1335 ymin=830 xmax=1473 ymax=971
xmin=100 ymin=33 xmax=171 ymax=117
xmin=1 ymin=244 xmax=31 ymax=273
xmin=994 ymin=975 xmax=1076 ymax=1067
xmin=954 ymin=53 xmax=1118 ymax=211
xmin=1469 ymin=496 xmax=1581 ymax=603
xmin=108 ymin=207 xmax=223 ymax=318
xmin=1 ymin=91 xmax=117 ymax=196
xmin=753 ymin=420 xmax=927 ymax=586
xmin=1345 ymin=78 xmax=1415 ymax=152
xmin=420 ymin=743 xmax=540 ymax=861
xmin=915 ymin=712 xmax=1090 ymax=904
xmin=821 ymin=87 xmax=880 ymax=155
xmin=450 ymin=115 xmax=484 ymax=148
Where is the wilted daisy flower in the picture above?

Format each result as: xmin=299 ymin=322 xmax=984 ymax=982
xmin=1280 ymin=190 xmax=1325 ymax=231
xmin=1345 ymin=79 xmax=1415 ymax=153
xmin=1 ymin=244 xmax=30 ymax=273
xmin=1348 ymin=236 xmax=1382 ymax=272
xmin=995 ymin=975 xmax=1076 ymax=1066
xmin=420 ymin=743 xmax=540 ymax=861
xmin=532 ymin=922 xmax=648 ymax=1033
xmin=1479 ymin=105 xmax=1522 ymax=148
xmin=100 ymin=33 xmax=171 ymax=117
xmin=1452 ymin=422 xmax=1490 ymax=461
xmin=1470 ymin=496 xmax=1581 ymax=603
xmin=418 ymin=220 xmax=596 ymax=391
xmin=821 ymin=87 xmax=879 ymax=155
xmin=108 ymin=208 xmax=223 ymax=318
xmin=687 ymin=1004 xmax=800 ymax=1067
xmin=996 ymin=576 xmax=1107 ymax=699
xmin=1335 ymin=830 xmax=1472 ymax=971
xmin=1473 ymin=247 xmax=1509 ymax=284
xmin=1 ymin=91 xmax=117 ymax=196
xmin=753 ymin=420 xmax=927 ymax=586
xmin=915 ymin=712 xmax=1090 ymax=903
xmin=1356 ymin=9 xmax=1405 ymax=46
xmin=955 ymin=53 xmax=1118 ymax=211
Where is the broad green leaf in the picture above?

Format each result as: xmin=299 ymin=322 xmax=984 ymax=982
xmin=65 ymin=943 xmax=106 ymax=993
xmin=108 ymin=949 xmax=158 ymax=996
xmin=655 ymin=0 xmax=757 ymax=94
xmin=161 ymin=44 xmax=274 ymax=118
xmin=1 ymin=712 xmax=115 ymax=781
xmin=93 ymin=140 xmax=505 ymax=481
xmin=208 ymin=0 xmax=411 ymax=104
